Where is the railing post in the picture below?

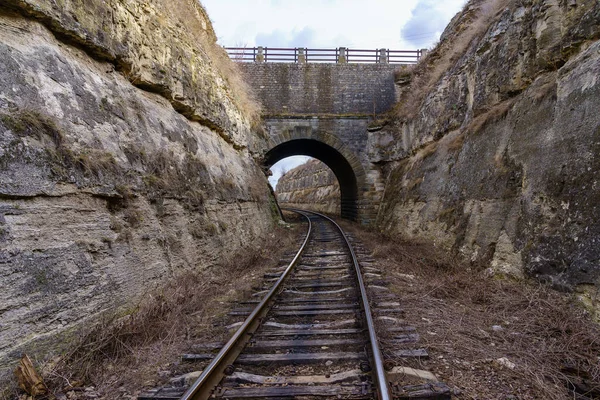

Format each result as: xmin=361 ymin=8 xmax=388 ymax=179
xmin=378 ymin=48 xmax=388 ymax=64
xmin=224 ymin=46 xmax=424 ymax=64
xmin=297 ymin=47 xmax=307 ymax=64
xmin=256 ymin=46 xmax=265 ymax=63
xmin=337 ymin=47 xmax=347 ymax=64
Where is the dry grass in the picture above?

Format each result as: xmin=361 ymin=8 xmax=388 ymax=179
xmin=399 ymin=141 xmax=440 ymax=175
xmin=1 ymin=110 xmax=63 ymax=145
xmin=3 ymin=107 xmax=266 ymax=210
xmin=418 ymin=141 xmax=439 ymax=160
xmin=531 ymin=74 xmax=558 ymax=103
xmin=395 ymin=0 xmax=512 ymax=119
xmin=447 ymin=132 xmax=465 ymax=153
xmin=466 ymin=98 xmax=516 ymax=136
xmin=405 ymin=176 xmax=424 ymax=192
xmin=1 ymin=110 xmax=123 ymax=181
xmin=22 ymin=223 xmax=303 ymax=399
xmin=155 ymin=0 xmax=261 ymax=124
xmin=341 ymin=222 xmax=600 ymax=399
xmin=209 ymin=46 xmax=263 ymax=128
xmin=74 ymin=150 xmax=120 ymax=178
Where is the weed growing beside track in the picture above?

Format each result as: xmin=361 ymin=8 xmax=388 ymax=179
xmin=6 ymin=223 xmax=303 ymax=400
xmin=340 ymin=222 xmax=600 ymax=399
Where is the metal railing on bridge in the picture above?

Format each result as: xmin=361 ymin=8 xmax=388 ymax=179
xmin=225 ymin=47 xmax=426 ymax=64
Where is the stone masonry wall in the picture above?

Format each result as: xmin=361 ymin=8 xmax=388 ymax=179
xmin=241 ymin=62 xmax=397 ymax=223
xmin=240 ymin=63 xmax=398 ymax=115
xmin=264 ymin=116 xmax=386 ymax=224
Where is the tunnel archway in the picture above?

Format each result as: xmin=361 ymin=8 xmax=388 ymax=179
xmin=264 ymin=139 xmax=361 ymax=220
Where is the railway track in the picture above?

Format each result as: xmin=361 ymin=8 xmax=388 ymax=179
xmin=139 ymin=211 xmax=451 ymax=399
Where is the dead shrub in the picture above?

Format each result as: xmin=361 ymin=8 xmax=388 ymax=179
xmin=75 ymin=150 xmax=120 ymax=178
xmin=393 ymin=65 xmax=415 ymax=84
xmin=188 ymin=216 xmax=218 ymax=238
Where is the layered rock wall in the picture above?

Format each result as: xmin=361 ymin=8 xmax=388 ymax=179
xmin=2 ymin=0 xmax=262 ymax=149
xmin=0 ymin=1 xmax=272 ymax=382
xmin=276 ymin=159 xmax=340 ymax=215
xmin=373 ymin=0 xmax=600 ymax=293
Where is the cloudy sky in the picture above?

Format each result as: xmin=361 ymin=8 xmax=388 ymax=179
xmin=200 ymin=0 xmax=466 ymax=186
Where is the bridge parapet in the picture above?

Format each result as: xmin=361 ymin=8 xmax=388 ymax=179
xmin=227 ymin=47 xmax=426 ymax=64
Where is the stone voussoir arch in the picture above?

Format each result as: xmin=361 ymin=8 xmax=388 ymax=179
xmin=264 ymin=125 xmax=367 ymax=220
xmin=266 ymin=126 xmax=367 ymax=187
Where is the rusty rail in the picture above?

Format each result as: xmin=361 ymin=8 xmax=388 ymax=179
xmin=303 ymin=210 xmax=393 ymax=400
xmin=179 ymin=211 xmax=313 ymax=400
xmin=225 ymin=46 xmax=424 ymax=64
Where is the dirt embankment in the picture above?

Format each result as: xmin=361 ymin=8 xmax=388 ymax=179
xmin=342 ymin=220 xmax=600 ymax=399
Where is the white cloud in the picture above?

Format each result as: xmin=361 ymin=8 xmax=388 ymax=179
xmin=256 ymin=26 xmax=318 ymax=48
xmin=401 ymin=0 xmax=466 ymax=47
xmin=201 ymin=0 xmax=466 ymax=50
xmin=268 ymin=156 xmax=312 ymax=187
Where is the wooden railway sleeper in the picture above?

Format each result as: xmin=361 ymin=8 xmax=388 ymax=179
xmin=139 ymin=211 xmax=449 ymax=400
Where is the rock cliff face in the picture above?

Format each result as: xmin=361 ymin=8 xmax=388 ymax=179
xmin=276 ymin=159 xmax=340 ymax=215
xmin=1 ymin=0 xmax=261 ymax=149
xmin=0 ymin=1 xmax=272 ymax=382
xmin=372 ymin=0 xmax=600 ymax=296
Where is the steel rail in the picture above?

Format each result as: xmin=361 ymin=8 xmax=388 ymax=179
xmin=179 ymin=212 xmax=313 ymax=400
xmin=290 ymin=209 xmax=393 ymax=400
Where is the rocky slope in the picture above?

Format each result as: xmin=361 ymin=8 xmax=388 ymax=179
xmin=0 ymin=0 xmax=272 ymax=384
xmin=371 ymin=0 xmax=600 ymax=300
xmin=276 ymin=159 xmax=340 ymax=215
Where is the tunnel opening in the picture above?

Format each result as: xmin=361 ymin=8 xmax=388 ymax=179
xmin=271 ymin=157 xmax=342 ymax=217
xmin=264 ymin=139 xmax=359 ymax=220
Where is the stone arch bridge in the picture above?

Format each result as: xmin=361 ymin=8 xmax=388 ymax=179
xmin=238 ymin=54 xmax=403 ymax=223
